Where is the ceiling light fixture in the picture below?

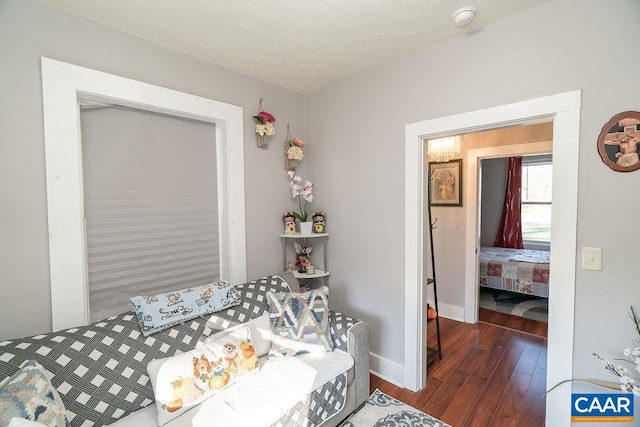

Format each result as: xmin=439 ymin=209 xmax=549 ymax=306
xmin=427 ymin=136 xmax=461 ymax=163
xmin=452 ymin=6 xmax=477 ymax=27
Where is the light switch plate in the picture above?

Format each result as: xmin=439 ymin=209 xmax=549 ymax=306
xmin=582 ymin=247 xmax=602 ymax=271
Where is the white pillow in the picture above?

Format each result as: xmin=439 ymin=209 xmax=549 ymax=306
xmin=202 ymin=312 xmax=272 ymax=357
xmin=148 ymin=326 xmax=260 ymax=425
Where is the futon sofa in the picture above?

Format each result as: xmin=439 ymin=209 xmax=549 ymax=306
xmin=0 ymin=275 xmax=370 ymax=426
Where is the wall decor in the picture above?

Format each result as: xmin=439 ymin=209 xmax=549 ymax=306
xmin=597 ymin=111 xmax=640 ymax=172
xmin=253 ymin=98 xmax=276 ymax=148
xmin=428 ymin=159 xmax=462 ymax=207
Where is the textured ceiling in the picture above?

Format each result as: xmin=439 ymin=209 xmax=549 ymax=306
xmin=38 ymin=0 xmax=550 ymax=94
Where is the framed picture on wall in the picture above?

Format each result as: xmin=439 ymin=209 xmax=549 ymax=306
xmin=428 ymin=159 xmax=462 ymax=207
xmin=597 ymin=111 xmax=640 ymax=172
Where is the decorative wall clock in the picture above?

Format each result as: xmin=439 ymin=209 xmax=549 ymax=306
xmin=597 ymin=111 xmax=640 ymax=172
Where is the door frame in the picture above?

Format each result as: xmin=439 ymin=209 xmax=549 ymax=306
xmin=404 ymin=90 xmax=581 ymax=426
xmin=464 ymin=140 xmax=553 ymax=324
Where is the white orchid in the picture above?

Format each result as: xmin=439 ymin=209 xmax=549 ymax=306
xmin=287 ymin=172 xmax=315 ymax=222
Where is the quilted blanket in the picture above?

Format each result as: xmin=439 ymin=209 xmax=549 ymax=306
xmin=479 ymin=246 xmax=550 ymax=298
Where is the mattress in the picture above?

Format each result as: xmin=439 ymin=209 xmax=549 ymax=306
xmin=479 ymin=246 xmax=550 ymax=298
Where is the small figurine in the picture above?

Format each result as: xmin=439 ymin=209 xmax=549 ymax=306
xmin=312 ymin=212 xmax=326 ymax=234
xmin=282 ymin=212 xmax=296 ymax=235
xmin=294 ymin=242 xmax=313 ymax=273
xmin=306 ymin=263 xmax=315 ymax=275
xmin=285 ymin=261 xmax=292 ymax=272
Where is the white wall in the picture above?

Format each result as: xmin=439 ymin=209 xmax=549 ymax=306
xmin=306 ymin=0 xmax=640 ymax=385
xmin=0 ymin=0 xmax=305 ymax=339
xmin=480 ymin=157 xmax=507 ymax=247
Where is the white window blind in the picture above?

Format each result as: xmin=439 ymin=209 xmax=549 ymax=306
xmin=81 ymin=107 xmax=219 ymax=322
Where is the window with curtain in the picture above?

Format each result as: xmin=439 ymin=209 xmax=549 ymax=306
xmin=521 ymin=155 xmax=552 ymax=243
xmin=81 ymin=106 xmax=218 ymax=322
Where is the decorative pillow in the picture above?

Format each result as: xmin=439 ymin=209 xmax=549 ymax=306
xmin=0 ymin=360 xmax=70 ymax=427
xmin=266 ymin=286 xmax=334 ymax=358
xmin=148 ymin=326 xmax=260 ymax=425
xmin=203 ymin=311 xmax=272 ymax=357
xmin=130 ymin=280 xmax=241 ymax=336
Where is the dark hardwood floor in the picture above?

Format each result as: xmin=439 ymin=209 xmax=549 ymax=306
xmin=479 ymin=307 xmax=548 ymax=338
xmin=370 ymin=316 xmax=547 ymax=426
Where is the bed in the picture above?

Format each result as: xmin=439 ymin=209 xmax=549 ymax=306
xmin=479 ymin=246 xmax=550 ymax=298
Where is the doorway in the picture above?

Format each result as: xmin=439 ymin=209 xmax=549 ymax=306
xmin=474 ymin=136 xmax=552 ymax=337
xmin=404 ymin=90 xmax=581 ymax=426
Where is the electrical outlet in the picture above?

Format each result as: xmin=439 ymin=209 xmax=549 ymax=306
xmin=582 ymin=247 xmax=602 ymax=271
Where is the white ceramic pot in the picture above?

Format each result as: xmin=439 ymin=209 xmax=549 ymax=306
xmin=299 ymin=221 xmax=313 ymax=234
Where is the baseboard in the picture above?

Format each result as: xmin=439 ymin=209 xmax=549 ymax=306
xmin=370 ymin=303 xmax=465 ymax=389
xmin=369 ymin=352 xmax=404 ymax=387
xmin=428 ymin=300 xmax=465 ymax=322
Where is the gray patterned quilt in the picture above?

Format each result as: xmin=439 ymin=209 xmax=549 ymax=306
xmin=0 ymin=275 xmax=360 ymax=426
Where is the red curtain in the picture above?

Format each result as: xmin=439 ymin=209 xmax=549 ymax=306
xmin=494 ymin=157 xmax=524 ymax=249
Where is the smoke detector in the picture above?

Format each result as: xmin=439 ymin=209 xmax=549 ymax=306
xmin=452 ymin=6 xmax=477 ymax=27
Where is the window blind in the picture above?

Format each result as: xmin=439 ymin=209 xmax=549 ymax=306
xmin=81 ymin=107 xmax=219 ymax=322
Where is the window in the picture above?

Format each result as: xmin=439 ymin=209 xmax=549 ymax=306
xmin=521 ymin=155 xmax=552 ymax=242
xmin=41 ymin=58 xmax=246 ymax=330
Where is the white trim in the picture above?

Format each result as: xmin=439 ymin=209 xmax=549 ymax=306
xmin=41 ymin=57 xmax=247 ymax=331
xmin=370 ymin=353 xmax=404 ymax=387
xmin=432 ymin=302 xmax=465 ymax=323
xmin=404 ymin=90 xmax=581 ymax=427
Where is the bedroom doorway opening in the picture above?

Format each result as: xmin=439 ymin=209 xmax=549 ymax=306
xmin=477 ymin=157 xmax=551 ymax=337
xmin=472 ymin=125 xmax=553 ymax=338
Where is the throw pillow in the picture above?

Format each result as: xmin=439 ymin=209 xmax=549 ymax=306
xmin=130 ymin=280 xmax=241 ymax=336
xmin=0 ymin=360 xmax=70 ymax=427
xmin=203 ymin=311 xmax=272 ymax=358
xmin=266 ymin=286 xmax=334 ymax=358
xmin=148 ymin=326 xmax=260 ymax=425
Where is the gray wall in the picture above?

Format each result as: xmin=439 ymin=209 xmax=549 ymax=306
xmin=305 ymin=0 xmax=640 ymax=379
xmin=0 ymin=0 xmax=305 ymax=339
xmin=480 ymin=158 xmax=507 ymax=247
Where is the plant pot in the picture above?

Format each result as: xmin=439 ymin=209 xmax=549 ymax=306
xmin=299 ymin=221 xmax=313 ymax=234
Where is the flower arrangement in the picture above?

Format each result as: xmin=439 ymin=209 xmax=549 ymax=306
xmin=548 ymin=305 xmax=640 ymax=396
xmin=288 ymin=170 xmax=313 ymax=222
xmin=284 ymin=124 xmax=305 ymax=171
xmin=253 ymin=99 xmax=275 ymax=148
xmin=287 ymin=137 xmax=305 ymax=161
